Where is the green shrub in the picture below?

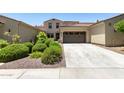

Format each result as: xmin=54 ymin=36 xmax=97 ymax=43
xmin=49 ymin=41 xmax=61 ymax=48
xmin=114 ymin=20 xmax=124 ymax=32
xmin=45 ymin=38 xmax=54 ymax=47
xmin=0 ymin=44 xmax=29 ymax=62
xmin=32 ymin=43 xmax=47 ymax=52
xmin=49 ymin=45 xmax=62 ymax=57
xmin=36 ymin=38 xmax=46 ymax=44
xmin=30 ymin=52 xmax=43 ymax=58
xmin=23 ymin=42 xmax=33 ymax=53
xmin=37 ymin=32 xmax=47 ymax=40
xmin=41 ymin=45 xmax=62 ymax=64
xmin=4 ymin=32 xmax=20 ymax=43
xmin=0 ymin=39 xmax=9 ymax=48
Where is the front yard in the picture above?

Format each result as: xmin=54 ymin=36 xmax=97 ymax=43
xmin=0 ymin=57 xmax=65 ymax=69
xmin=96 ymin=44 xmax=124 ymax=55
xmin=0 ymin=32 xmax=65 ymax=69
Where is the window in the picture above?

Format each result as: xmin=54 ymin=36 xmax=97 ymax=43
xmin=47 ymin=33 xmax=54 ymax=38
xmin=80 ymin=32 xmax=84 ymax=35
xmin=48 ymin=23 xmax=52 ymax=29
xmin=8 ymin=29 xmax=11 ymax=32
xmin=47 ymin=34 xmax=50 ymax=38
xmin=69 ymin=32 xmax=73 ymax=35
xmin=56 ymin=23 xmax=59 ymax=28
xmin=65 ymin=32 xmax=68 ymax=35
xmin=51 ymin=33 xmax=54 ymax=38
xmin=75 ymin=32 xmax=79 ymax=35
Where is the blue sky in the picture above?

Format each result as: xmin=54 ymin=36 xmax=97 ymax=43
xmin=0 ymin=13 xmax=120 ymax=26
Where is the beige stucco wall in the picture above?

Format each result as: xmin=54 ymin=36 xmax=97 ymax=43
xmin=60 ymin=26 xmax=90 ymax=43
xmin=105 ymin=15 xmax=124 ymax=46
xmin=44 ymin=19 xmax=63 ymax=38
xmin=90 ymin=22 xmax=106 ymax=45
xmin=0 ymin=16 xmax=19 ymax=41
xmin=0 ymin=16 xmax=38 ymax=42
xmin=0 ymin=24 xmax=4 ymax=38
xmin=18 ymin=23 xmax=38 ymax=42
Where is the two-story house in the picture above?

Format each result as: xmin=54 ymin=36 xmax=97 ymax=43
xmin=38 ymin=18 xmax=93 ymax=43
xmin=37 ymin=14 xmax=124 ymax=46
xmin=42 ymin=19 xmax=63 ymax=40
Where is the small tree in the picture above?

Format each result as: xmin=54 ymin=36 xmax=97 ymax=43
xmin=12 ymin=34 xmax=20 ymax=43
xmin=114 ymin=20 xmax=124 ymax=32
xmin=4 ymin=32 xmax=20 ymax=43
xmin=37 ymin=32 xmax=47 ymax=40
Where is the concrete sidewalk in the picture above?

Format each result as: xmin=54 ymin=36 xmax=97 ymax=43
xmin=1 ymin=68 xmax=124 ymax=79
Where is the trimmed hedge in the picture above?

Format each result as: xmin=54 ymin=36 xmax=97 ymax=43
xmin=30 ymin=52 xmax=43 ymax=59
xmin=0 ymin=39 xmax=9 ymax=48
xmin=37 ymin=32 xmax=47 ymax=40
xmin=0 ymin=44 xmax=29 ymax=62
xmin=36 ymin=38 xmax=46 ymax=44
xmin=41 ymin=45 xmax=62 ymax=64
xmin=32 ymin=43 xmax=47 ymax=52
xmin=45 ymin=38 xmax=54 ymax=47
xmin=49 ymin=41 xmax=61 ymax=48
xmin=49 ymin=45 xmax=62 ymax=57
xmin=23 ymin=42 xmax=33 ymax=53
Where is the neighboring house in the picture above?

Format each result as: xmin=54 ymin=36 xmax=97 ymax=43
xmin=90 ymin=14 xmax=124 ymax=46
xmin=0 ymin=15 xmax=41 ymax=42
xmin=38 ymin=14 xmax=124 ymax=46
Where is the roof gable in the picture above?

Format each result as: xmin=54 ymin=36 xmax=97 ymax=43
xmin=44 ymin=18 xmax=63 ymax=23
xmin=0 ymin=15 xmax=42 ymax=31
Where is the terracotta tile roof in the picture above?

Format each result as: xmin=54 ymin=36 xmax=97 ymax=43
xmin=72 ymin=23 xmax=95 ymax=26
xmin=63 ymin=21 xmax=79 ymax=26
xmin=35 ymin=25 xmax=46 ymax=31
xmin=61 ymin=22 xmax=95 ymax=27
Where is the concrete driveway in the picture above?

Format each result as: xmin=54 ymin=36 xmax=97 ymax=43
xmin=63 ymin=44 xmax=124 ymax=68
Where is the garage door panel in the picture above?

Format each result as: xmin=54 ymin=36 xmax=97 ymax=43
xmin=63 ymin=32 xmax=86 ymax=43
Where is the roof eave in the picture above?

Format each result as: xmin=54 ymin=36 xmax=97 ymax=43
xmin=60 ymin=26 xmax=89 ymax=27
xmin=90 ymin=13 xmax=124 ymax=27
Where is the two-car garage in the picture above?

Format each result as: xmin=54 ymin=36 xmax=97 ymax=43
xmin=60 ymin=25 xmax=91 ymax=43
xmin=63 ymin=32 xmax=86 ymax=43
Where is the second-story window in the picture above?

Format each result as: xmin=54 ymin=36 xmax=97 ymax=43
xmin=56 ymin=23 xmax=59 ymax=28
xmin=48 ymin=23 xmax=52 ymax=29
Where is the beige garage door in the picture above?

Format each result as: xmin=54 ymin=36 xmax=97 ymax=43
xmin=63 ymin=32 xmax=86 ymax=43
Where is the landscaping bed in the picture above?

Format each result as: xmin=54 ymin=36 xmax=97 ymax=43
xmin=0 ymin=56 xmax=65 ymax=69
xmin=0 ymin=32 xmax=65 ymax=68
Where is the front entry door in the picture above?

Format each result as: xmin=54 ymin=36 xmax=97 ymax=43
xmin=56 ymin=33 xmax=60 ymax=40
